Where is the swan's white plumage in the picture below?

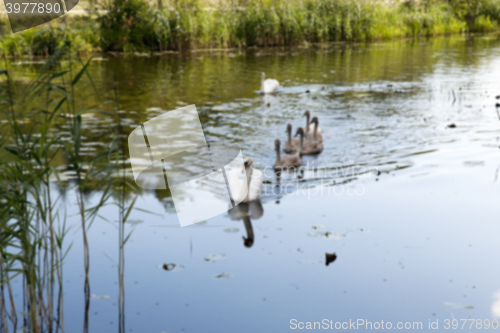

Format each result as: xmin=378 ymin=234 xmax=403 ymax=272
xmin=262 ymin=79 xmax=279 ymax=94
xmin=227 ymin=165 xmax=263 ymax=203
xmin=261 ymin=73 xmax=279 ymax=94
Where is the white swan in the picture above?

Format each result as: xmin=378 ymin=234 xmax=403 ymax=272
xmin=228 ymin=157 xmax=263 ymax=203
xmin=261 ymin=73 xmax=279 ymax=94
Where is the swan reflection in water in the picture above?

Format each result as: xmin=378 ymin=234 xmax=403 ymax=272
xmin=227 ymin=164 xmax=293 ymax=247
xmin=228 ymin=200 xmax=263 ymax=248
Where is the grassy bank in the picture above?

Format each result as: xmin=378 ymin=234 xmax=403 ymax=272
xmin=1 ymin=0 xmax=500 ymax=55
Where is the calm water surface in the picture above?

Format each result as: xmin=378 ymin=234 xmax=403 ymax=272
xmin=9 ymin=35 xmax=500 ymax=332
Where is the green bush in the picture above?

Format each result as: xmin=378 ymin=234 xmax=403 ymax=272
xmin=446 ymin=0 xmax=500 ymax=31
xmin=99 ymin=0 xmax=160 ymax=51
xmin=480 ymin=0 xmax=500 ymax=24
xmin=0 ymin=17 xmax=99 ymax=56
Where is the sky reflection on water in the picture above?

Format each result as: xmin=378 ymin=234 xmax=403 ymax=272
xmin=7 ymin=35 xmax=500 ymax=332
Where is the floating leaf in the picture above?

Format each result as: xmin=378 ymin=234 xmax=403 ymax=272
xmin=163 ymin=263 xmax=175 ymax=271
xmin=325 ymin=252 xmax=337 ymax=266
xmin=205 ymin=254 xmax=227 ymax=262
xmin=214 ymin=273 xmax=231 ymax=279
xmin=307 ymin=231 xmax=346 ymax=240
xmin=157 ymin=263 xmax=184 ymax=272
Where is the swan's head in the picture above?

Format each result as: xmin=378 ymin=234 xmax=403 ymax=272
xmin=286 ymin=123 xmax=292 ymax=133
xmin=275 ymin=139 xmax=280 ymax=150
xmin=294 ymin=127 xmax=304 ymax=138
xmin=243 ymin=157 xmax=253 ymax=170
xmin=243 ymin=236 xmax=254 ymax=248
xmin=311 ymin=116 xmax=319 ymax=125
xmin=303 ymin=110 xmax=310 ymax=118
xmin=261 ymin=72 xmax=265 ymax=79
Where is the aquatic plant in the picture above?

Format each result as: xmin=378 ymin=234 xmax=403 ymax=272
xmin=0 ymin=36 xmax=137 ymax=332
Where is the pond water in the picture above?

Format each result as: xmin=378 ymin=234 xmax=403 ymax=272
xmin=7 ymin=35 xmax=500 ymax=332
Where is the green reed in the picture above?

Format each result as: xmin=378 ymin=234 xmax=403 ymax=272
xmin=0 ymin=28 xmax=137 ymax=332
xmin=97 ymin=0 xmax=499 ymax=52
xmin=0 ymin=0 xmax=499 ymax=56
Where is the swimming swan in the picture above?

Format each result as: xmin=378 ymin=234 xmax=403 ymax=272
xmin=261 ymin=73 xmax=279 ymax=94
xmin=297 ymin=124 xmax=323 ymax=155
xmin=228 ymin=157 xmax=263 ymax=203
xmin=283 ymin=123 xmax=299 ymax=153
xmin=274 ymin=138 xmax=302 ymax=169
xmin=303 ymin=111 xmax=323 ymax=140
xmin=306 ymin=116 xmax=324 ymax=143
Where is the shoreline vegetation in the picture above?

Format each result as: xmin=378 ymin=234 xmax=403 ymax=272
xmin=1 ymin=0 xmax=500 ymax=55
xmin=0 ymin=42 xmax=137 ymax=332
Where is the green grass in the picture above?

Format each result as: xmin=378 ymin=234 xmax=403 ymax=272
xmin=97 ymin=0 xmax=498 ymax=52
xmin=0 ymin=0 xmax=499 ymax=55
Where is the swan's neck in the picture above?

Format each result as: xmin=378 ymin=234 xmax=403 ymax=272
xmin=245 ymin=164 xmax=253 ymax=200
xmin=287 ymin=130 xmax=292 ymax=145
xmin=261 ymin=76 xmax=265 ymax=93
xmin=243 ymin=216 xmax=254 ymax=248
xmin=313 ymin=122 xmax=318 ymax=140
xmin=305 ymin=115 xmax=310 ymax=134
xmin=276 ymin=147 xmax=281 ymax=164
xmin=298 ymin=134 xmax=303 ymax=155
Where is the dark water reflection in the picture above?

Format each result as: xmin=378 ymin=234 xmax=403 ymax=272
xmin=7 ymin=35 xmax=500 ymax=332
